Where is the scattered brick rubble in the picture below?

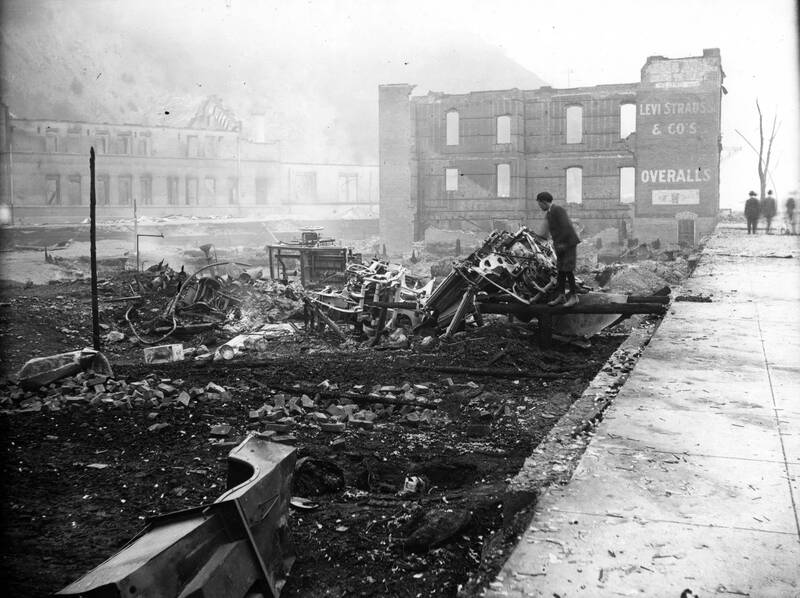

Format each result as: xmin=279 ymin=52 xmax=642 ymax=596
xmin=0 ymin=370 xmax=452 ymax=436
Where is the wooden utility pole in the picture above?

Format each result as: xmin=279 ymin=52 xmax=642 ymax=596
xmin=90 ymin=147 xmax=100 ymax=350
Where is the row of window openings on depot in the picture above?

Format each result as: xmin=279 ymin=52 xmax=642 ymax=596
xmin=39 ymin=133 xmax=226 ymax=156
xmin=43 ymin=178 xmax=238 ymax=206
xmin=443 ymin=166 xmax=636 ymax=203
xmin=444 ymin=107 xmax=637 ymax=146
xmin=40 ymin=175 xmax=359 ymax=206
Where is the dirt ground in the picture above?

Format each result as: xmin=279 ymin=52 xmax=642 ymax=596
xmin=0 ymin=261 xmax=642 ymax=597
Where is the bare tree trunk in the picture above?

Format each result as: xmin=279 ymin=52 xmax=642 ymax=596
xmin=736 ymin=99 xmax=779 ymax=200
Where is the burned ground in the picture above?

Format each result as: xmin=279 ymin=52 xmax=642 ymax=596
xmin=0 ymin=276 xmax=633 ymax=597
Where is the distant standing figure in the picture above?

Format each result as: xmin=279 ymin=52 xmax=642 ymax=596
xmin=744 ymin=191 xmax=760 ymax=234
xmin=786 ymin=195 xmax=796 ymax=235
xmin=536 ymin=191 xmax=581 ymax=307
xmin=762 ymin=190 xmax=777 ymax=233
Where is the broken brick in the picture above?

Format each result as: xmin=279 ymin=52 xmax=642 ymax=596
xmin=326 ymin=404 xmax=345 ymax=419
xmin=157 ymin=383 xmax=177 ymax=395
xmin=210 ymin=424 xmax=232 ymax=438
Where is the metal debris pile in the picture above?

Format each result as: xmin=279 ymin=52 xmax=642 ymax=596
xmin=304 ymin=228 xmax=579 ymax=342
xmin=308 ymin=259 xmax=434 ymax=335
xmin=282 ymin=227 xmax=667 ymax=348
xmin=425 ymin=227 xmax=573 ymax=331
xmin=125 ymin=262 xmax=304 ymax=346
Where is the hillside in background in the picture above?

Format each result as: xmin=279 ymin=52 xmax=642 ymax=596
xmin=0 ymin=1 xmax=546 ymax=163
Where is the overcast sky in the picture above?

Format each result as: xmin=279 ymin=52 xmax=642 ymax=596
xmin=184 ymin=0 xmax=800 ymax=206
xmin=477 ymin=0 xmax=800 ymax=206
xmin=3 ymin=0 xmax=798 ymax=208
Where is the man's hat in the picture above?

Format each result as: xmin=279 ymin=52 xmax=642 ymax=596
xmin=749 ymin=191 xmax=757 ymax=196
xmin=536 ymin=191 xmax=554 ymax=203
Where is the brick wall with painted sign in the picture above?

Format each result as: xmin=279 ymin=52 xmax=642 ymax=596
xmin=634 ymin=49 xmax=723 ymax=219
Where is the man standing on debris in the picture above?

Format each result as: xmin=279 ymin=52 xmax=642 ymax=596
xmin=744 ymin=191 xmax=760 ymax=234
xmin=762 ymin=190 xmax=778 ymax=234
xmin=536 ymin=191 xmax=580 ymax=307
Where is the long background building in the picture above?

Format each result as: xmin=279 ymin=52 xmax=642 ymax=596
xmin=0 ymin=98 xmax=378 ymax=227
xmin=379 ymin=49 xmax=724 ymax=252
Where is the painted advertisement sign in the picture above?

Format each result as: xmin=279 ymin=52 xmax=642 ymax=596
xmin=635 ymin=88 xmax=720 ymax=217
xmin=637 ymin=97 xmax=717 ymax=143
xmin=651 ymin=189 xmax=700 ymax=205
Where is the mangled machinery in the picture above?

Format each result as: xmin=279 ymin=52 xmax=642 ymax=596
xmin=57 ymin=435 xmax=297 ymax=598
xmin=308 ymin=227 xmax=667 ymax=346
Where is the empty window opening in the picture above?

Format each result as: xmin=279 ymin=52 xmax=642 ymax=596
xmin=204 ymin=177 xmax=216 ymax=205
xmin=66 ymin=132 xmax=82 ymax=153
xmin=186 ymin=177 xmax=198 ymax=205
xmin=118 ymin=134 xmax=131 ymax=155
xmin=118 ymin=176 xmax=132 ymax=206
xmin=445 ymin=168 xmax=459 ymax=191
xmin=338 ymin=174 xmax=358 ymax=203
xmin=566 ymin=105 xmax=583 ymax=144
xmin=228 ymin=177 xmax=239 ymax=205
xmin=45 ymin=134 xmax=58 ymax=153
xmin=497 ymin=115 xmax=511 ymax=144
xmin=68 ymin=175 xmax=81 ymax=205
xmin=620 ymin=103 xmax=636 ymax=138
xmin=620 ymin=167 xmax=635 ymax=203
xmin=95 ymin=135 xmax=108 ymax=154
xmin=497 ymin=164 xmax=511 ymax=198
xmin=96 ymin=175 xmax=109 ymax=206
xmin=566 ymin=167 xmax=582 ymax=204
xmin=45 ymin=175 xmax=61 ymax=205
xmin=140 ymin=176 xmax=153 ymax=205
xmin=292 ymin=172 xmax=316 ymax=202
xmin=256 ymin=177 xmax=270 ymax=205
xmin=446 ymin=111 xmax=459 ymax=146
xmin=167 ymin=176 xmax=179 ymax=205
xmin=187 ymin=135 xmax=199 ymax=158
xmin=204 ymin=136 xmax=218 ymax=158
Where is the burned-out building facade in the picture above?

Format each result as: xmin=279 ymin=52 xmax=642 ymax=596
xmin=379 ymin=49 xmax=724 ymax=252
xmin=0 ymin=99 xmax=378 ymax=225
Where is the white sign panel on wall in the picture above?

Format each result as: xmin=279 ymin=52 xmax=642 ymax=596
xmin=651 ymin=189 xmax=700 ymax=205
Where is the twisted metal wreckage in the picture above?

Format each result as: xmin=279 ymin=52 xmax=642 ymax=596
xmin=306 ymin=226 xmax=667 ymax=347
xmin=119 ymin=226 xmax=667 ymax=355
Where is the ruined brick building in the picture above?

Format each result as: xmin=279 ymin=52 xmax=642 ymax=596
xmin=379 ymin=49 xmax=724 ymax=252
xmin=0 ymin=97 xmax=378 ymax=225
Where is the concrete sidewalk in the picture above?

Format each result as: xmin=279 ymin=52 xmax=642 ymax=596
xmin=487 ymin=227 xmax=800 ymax=597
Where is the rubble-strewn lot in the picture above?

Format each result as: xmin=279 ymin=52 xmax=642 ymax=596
xmin=0 ymin=226 xmax=692 ymax=597
xmin=0 ymin=276 xmax=646 ymax=597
